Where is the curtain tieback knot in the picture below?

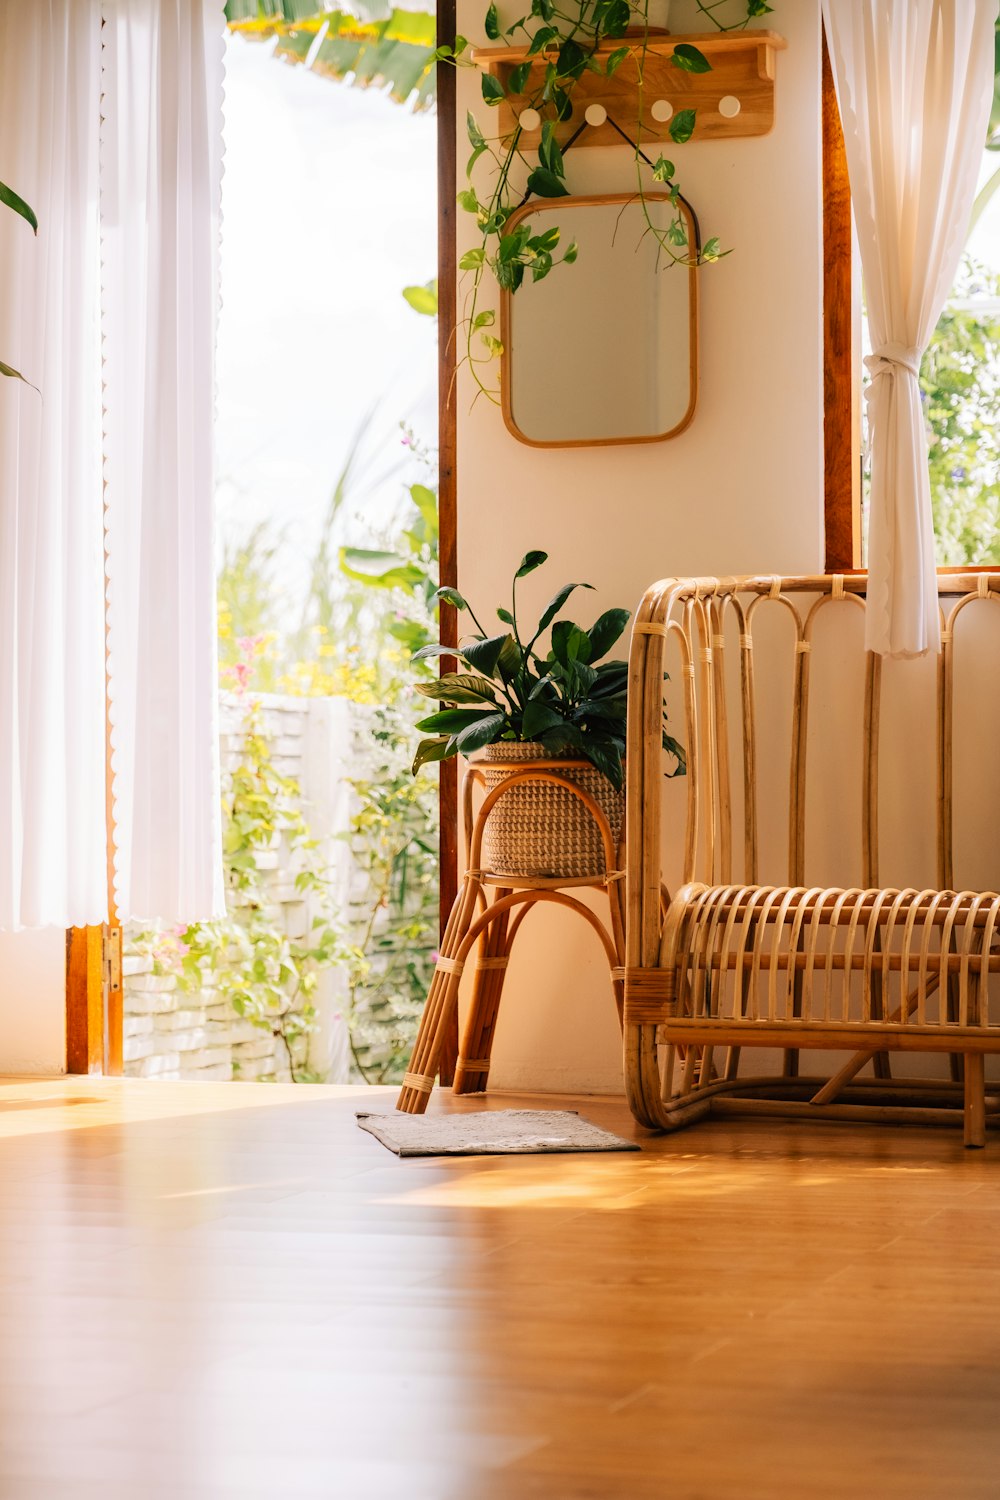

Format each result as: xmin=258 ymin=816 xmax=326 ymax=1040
xmin=864 ymin=342 xmax=922 ymax=385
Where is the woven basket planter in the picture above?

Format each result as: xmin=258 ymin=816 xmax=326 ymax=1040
xmin=476 ymin=742 xmax=623 ymax=880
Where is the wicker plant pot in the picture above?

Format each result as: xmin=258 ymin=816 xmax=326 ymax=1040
xmin=476 ymin=742 xmax=623 ymax=880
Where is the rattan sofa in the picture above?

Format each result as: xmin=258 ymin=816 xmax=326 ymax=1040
xmin=623 ymin=571 xmax=1000 ymax=1147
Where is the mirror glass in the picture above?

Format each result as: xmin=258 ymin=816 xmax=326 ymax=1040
xmin=502 ymin=193 xmax=698 ymax=448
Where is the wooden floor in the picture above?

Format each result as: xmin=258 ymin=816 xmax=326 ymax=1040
xmin=0 ymin=1078 xmax=998 ymax=1499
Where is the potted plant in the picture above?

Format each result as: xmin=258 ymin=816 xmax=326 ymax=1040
xmin=411 ymin=550 xmax=684 ymax=879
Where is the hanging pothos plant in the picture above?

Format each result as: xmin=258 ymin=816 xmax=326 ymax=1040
xmin=439 ymin=0 xmax=773 ymax=402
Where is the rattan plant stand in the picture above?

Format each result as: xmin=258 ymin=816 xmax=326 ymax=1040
xmin=396 ymin=756 xmax=627 ymax=1115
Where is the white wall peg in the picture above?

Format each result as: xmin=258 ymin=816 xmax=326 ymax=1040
xmin=584 ymin=103 xmax=607 ymax=127
xmin=519 ymin=107 xmax=541 ymax=131
xmin=718 ymin=95 xmax=742 ymax=118
xmin=650 ymin=98 xmax=673 ymax=122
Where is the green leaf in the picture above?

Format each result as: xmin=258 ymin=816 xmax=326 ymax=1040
xmin=472 ymin=309 xmax=496 ymax=329
xmin=671 ymin=44 xmax=711 ymax=74
xmin=526 ymin=167 xmax=568 ymax=199
xmin=536 ymin=582 xmax=593 ymax=635
xmin=411 ymin=642 xmax=458 ymax=662
xmin=652 ymin=155 xmax=675 ymax=183
xmin=527 ymin=25 xmax=558 ymax=55
xmin=702 ymin=236 xmax=722 ymax=263
xmin=462 ymin=632 xmax=516 ymax=677
xmin=563 ymin=241 xmax=578 ymax=264
xmin=521 ymin=700 xmax=565 ymax=739
xmin=516 ymin=550 xmax=548 ymax=578
xmin=409 ymin=482 xmax=437 ymax=529
xmin=0 ymin=180 xmax=37 ymax=234
xmin=402 ymin=280 xmax=438 ymax=316
xmin=455 ymin=712 xmax=507 ymax=752
xmin=605 ymin=46 xmax=630 ymax=76
xmin=669 ymin=108 xmax=697 ymax=144
xmin=467 ymin=110 xmax=486 ymax=148
xmin=602 ymin=0 xmax=630 ymax=35
xmin=581 ymin=739 xmax=623 ymax=790
xmin=552 ymin=86 xmax=572 ymax=121
xmin=497 ymin=635 xmax=524 ymax=681
xmin=481 ymin=332 xmax=504 ymax=355
xmin=590 ymin=661 xmax=629 ymax=697
xmin=557 ymin=38 xmax=586 ymax=78
xmin=538 ymin=120 xmax=564 ymax=177
xmin=457 ymin=187 xmax=480 ymax=213
xmin=484 ymin=3 xmax=500 ymax=38
xmin=662 ymin=731 xmax=687 ymax=776
xmin=538 ymin=722 xmax=584 ymax=754
xmin=459 ymin=247 xmax=486 ymax=270
xmin=412 ymin=737 xmax=453 ymax=775
xmin=415 ymin=673 xmax=499 ymax=705
xmin=529 ymin=225 xmax=560 ymax=252
xmin=339 ymin=548 xmax=424 ymax=590
xmin=550 ymin=619 xmax=592 ymax=665
xmin=497 ymin=606 xmax=515 ymax=624
xmin=587 ymin=608 xmax=631 ymax=661
xmin=509 ymin=60 xmax=533 ymax=94
xmin=0 ymin=359 xmax=38 ymax=391
xmin=481 ymin=72 xmax=506 ymax=104
xmin=415 ymin=707 xmax=494 ymax=733
xmin=433 ymin=586 xmax=470 ymax=610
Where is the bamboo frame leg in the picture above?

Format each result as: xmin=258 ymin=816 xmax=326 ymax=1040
xmin=454 ymin=888 xmax=511 ymax=1095
xmin=869 ymin=928 xmax=892 ymax=1080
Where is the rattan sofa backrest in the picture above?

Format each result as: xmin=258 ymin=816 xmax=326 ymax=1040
xmin=627 ymin=572 xmax=1000 ymax=900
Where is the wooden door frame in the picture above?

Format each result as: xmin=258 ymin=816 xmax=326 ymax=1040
xmin=436 ymin=0 xmax=459 ymax=1083
xmin=66 ymin=491 xmax=123 ymax=1073
xmin=822 ymin=22 xmax=862 ymax=572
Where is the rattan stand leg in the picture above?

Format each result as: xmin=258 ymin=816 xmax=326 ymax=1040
xmin=396 ymin=876 xmax=474 ymax=1115
xmin=454 ymin=886 xmax=512 ymax=1096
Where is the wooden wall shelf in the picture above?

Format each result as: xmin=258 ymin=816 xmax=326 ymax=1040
xmin=472 ymin=30 xmax=786 ymax=150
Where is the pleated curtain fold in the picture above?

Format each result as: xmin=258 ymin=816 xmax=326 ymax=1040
xmin=823 ymin=0 xmax=999 ymax=659
xmin=0 ymin=0 xmax=226 ymax=929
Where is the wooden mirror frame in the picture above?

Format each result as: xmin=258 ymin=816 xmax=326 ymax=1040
xmin=499 ymin=192 xmax=699 ymax=449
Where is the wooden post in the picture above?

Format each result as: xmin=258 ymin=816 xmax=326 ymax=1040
xmin=437 ymin=0 xmax=459 ymax=1085
xmin=822 ymin=25 xmax=861 ymax=572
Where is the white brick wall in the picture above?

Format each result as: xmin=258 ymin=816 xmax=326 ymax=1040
xmin=123 ymin=693 xmax=356 ymax=1084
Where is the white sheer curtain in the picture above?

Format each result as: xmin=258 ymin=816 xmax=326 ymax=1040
xmin=102 ymin=0 xmax=227 ymax=922
xmin=0 ymin=1 xmax=108 ymax=929
xmin=823 ymin=0 xmax=999 ymax=658
xmin=0 ymin=0 xmax=225 ymax=929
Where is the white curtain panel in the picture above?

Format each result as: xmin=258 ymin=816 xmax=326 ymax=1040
xmin=102 ymin=0 xmax=227 ymax=922
xmin=0 ymin=1 xmax=108 ymax=928
xmin=823 ymin=0 xmax=999 ymax=659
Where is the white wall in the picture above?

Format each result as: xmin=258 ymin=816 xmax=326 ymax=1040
xmin=455 ymin=0 xmax=825 ymax=1092
xmin=0 ymin=929 xmax=66 ymax=1074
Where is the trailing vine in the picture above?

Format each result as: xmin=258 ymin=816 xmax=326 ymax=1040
xmin=440 ymin=0 xmax=773 ymax=401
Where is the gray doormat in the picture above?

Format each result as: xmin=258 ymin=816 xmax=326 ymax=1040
xmin=356 ymin=1108 xmax=640 ymax=1157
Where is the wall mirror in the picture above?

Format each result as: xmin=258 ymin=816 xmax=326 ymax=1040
xmin=501 ymin=192 xmax=698 ymax=448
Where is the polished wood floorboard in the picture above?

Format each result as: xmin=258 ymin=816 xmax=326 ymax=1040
xmin=0 ymin=1076 xmax=998 ymax=1498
